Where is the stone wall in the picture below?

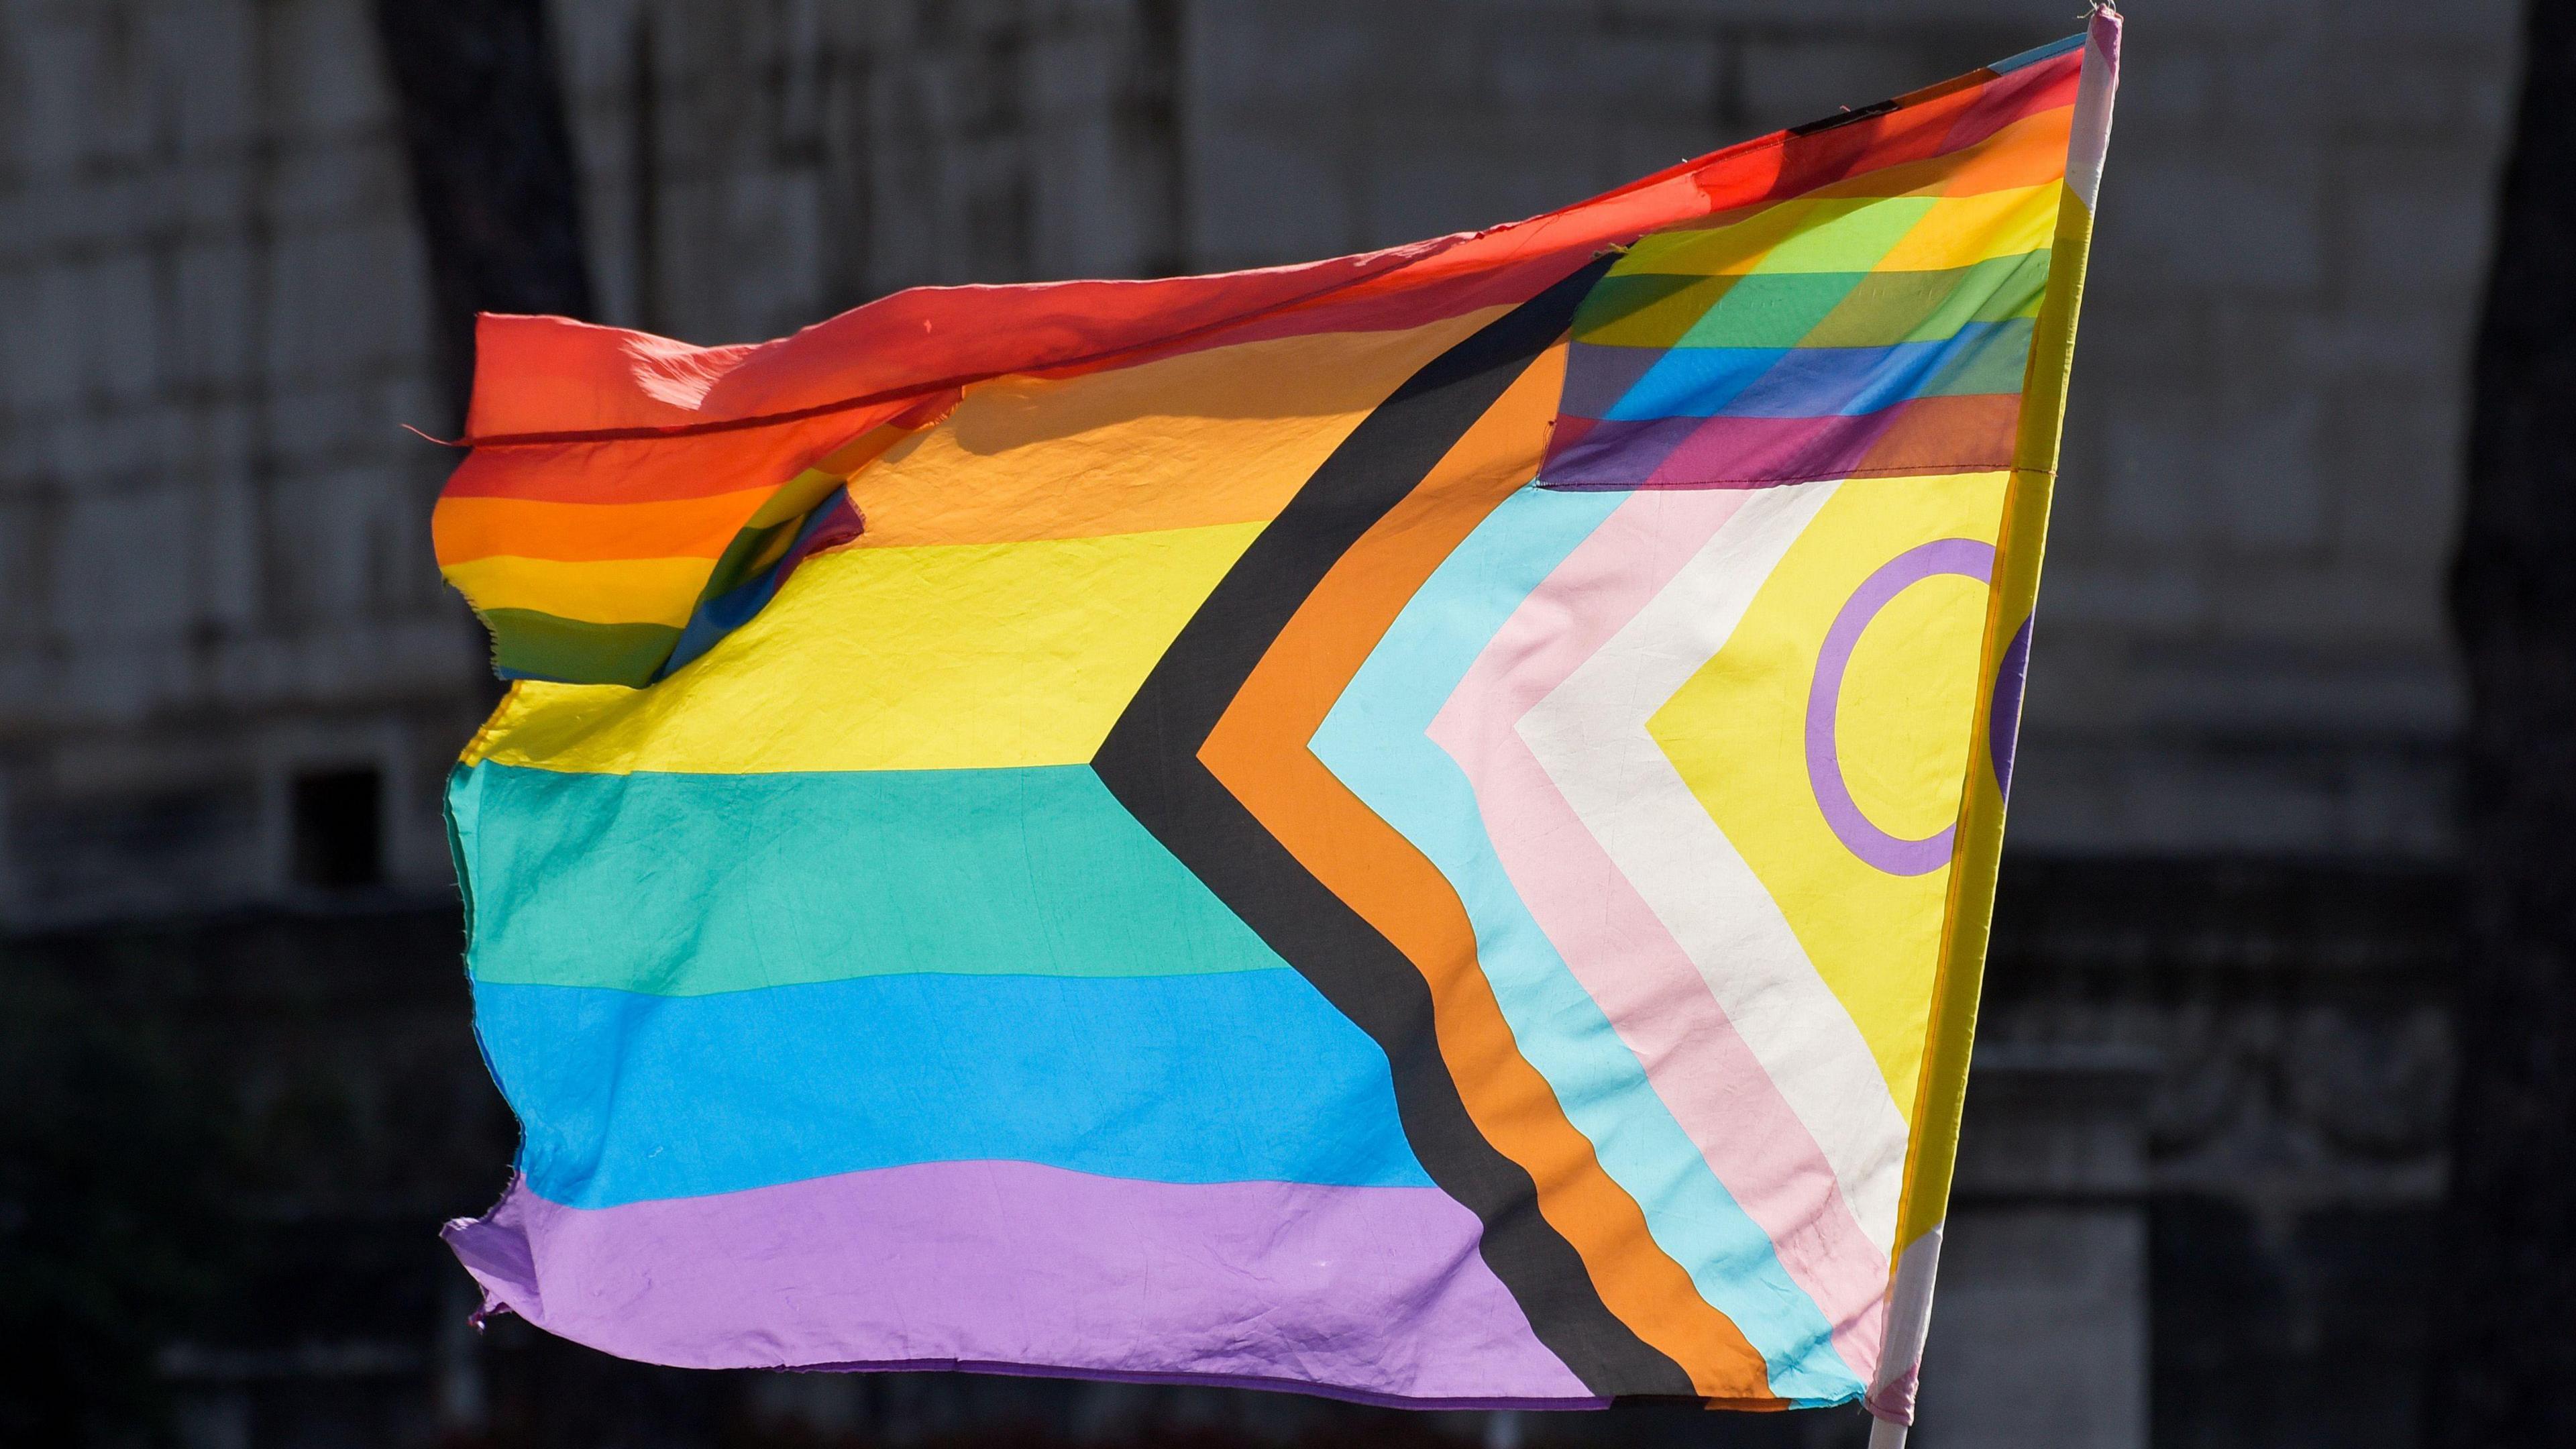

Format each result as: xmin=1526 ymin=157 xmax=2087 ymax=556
xmin=547 ymin=0 xmax=1186 ymax=344
xmin=2032 ymin=1 xmax=2512 ymax=859
xmin=0 ymin=0 xmax=485 ymax=923
xmin=1980 ymin=857 xmax=2457 ymax=1447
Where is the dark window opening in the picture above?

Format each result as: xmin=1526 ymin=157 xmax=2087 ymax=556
xmin=292 ymin=767 xmax=384 ymax=889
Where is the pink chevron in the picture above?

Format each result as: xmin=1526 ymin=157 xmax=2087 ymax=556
xmin=1423 ymin=487 xmax=1888 ymax=1374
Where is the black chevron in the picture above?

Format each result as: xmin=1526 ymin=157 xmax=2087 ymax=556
xmin=1088 ymin=256 xmax=1695 ymax=1400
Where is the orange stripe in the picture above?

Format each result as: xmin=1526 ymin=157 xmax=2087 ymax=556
xmin=436 ymin=396 xmax=960 ymax=566
xmin=432 ymin=488 xmax=771 ymax=566
xmin=1197 ymin=340 xmax=1778 ymax=1403
xmin=848 ymin=311 xmax=1503 ymax=547
xmin=1810 ymin=102 xmax=2074 ymax=202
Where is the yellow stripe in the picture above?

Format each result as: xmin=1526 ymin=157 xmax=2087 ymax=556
xmin=850 ymin=310 xmax=1500 ymax=547
xmin=469 ymin=521 xmax=1264 ymax=774
xmin=441 ymin=554 xmax=716 ymax=628
xmin=1873 ymin=182 xmax=2061 ymax=273
xmin=1616 ymin=185 xmax=2057 ymax=278
xmin=1618 ymin=199 xmax=1902 ymax=277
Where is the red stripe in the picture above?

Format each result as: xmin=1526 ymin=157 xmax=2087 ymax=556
xmin=447 ymin=47 xmax=2079 ymax=513
xmin=464 ymin=241 xmax=1463 ymax=445
xmin=1939 ymin=50 xmax=2084 ymax=153
xmin=441 ymin=410 xmax=900 ymax=504
xmin=1692 ymin=50 xmax=2080 ymax=218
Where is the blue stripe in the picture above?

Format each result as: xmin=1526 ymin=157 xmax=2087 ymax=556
xmin=1988 ymin=32 xmax=2084 ymax=75
xmin=477 ymin=969 xmax=1435 ymax=1208
xmin=1309 ymin=486 xmax=1860 ymax=1404
xmin=1597 ymin=344 xmax=1787 ymax=421
xmin=1602 ymin=319 xmax=2031 ymax=421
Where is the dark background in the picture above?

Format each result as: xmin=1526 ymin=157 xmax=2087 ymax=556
xmin=1 ymin=2 xmax=2563 ymax=1446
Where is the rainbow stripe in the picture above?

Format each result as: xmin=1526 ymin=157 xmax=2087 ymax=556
xmin=433 ymin=388 xmax=957 ymax=686
xmin=1543 ymin=33 xmax=2082 ymax=491
xmin=438 ymin=15 xmax=2119 ymax=1421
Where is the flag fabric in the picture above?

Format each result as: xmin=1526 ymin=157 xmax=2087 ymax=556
xmin=437 ymin=12 xmax=2119 ymax=1421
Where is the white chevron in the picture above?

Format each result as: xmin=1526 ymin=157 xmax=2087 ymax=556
xmin=1517 ymin=478 xmax=1909 ymax=1255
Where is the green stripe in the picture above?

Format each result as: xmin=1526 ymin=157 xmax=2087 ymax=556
xmin=1672 ymin=271 xmax=1871 ymax=349
xmin=450 ymin=760 xmax=1291 ymax=996
xmin=484 ymin=609 xmax=678 ymax=686
xmin=1573 ymin=252 xmax=2049 ymax=353
xmin=1801 ymin=250 xmax=2050 ymax=347
xmin=698 ymin=513 xmax=802 ymax=600
xmin=1572 ymin=273 xmax=1742 ymax=347
xmin=1919 ymin=316 xmax=2038 ymax=396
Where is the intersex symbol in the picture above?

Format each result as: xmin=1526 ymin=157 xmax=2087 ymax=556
xmin=1803 ymin=537 xmax=2006 ymax=877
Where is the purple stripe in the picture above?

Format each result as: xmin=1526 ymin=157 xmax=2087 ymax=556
xmin=1542 ymin=414 xmax=1705 ymax=488
xmin=443 ymin=1161 xmax=1597 ymax=1409
xmin=1546 ymin=410 xmax=1907 ymax=490
xmin=1542 ymin=392 xmax=2020 ymax=491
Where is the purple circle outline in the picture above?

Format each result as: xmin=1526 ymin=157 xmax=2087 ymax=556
xmin=1804 ymin=537 xmax=1996 ymax=876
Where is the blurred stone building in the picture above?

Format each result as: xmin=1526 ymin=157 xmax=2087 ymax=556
xmin=0 ymin=2 xmax=2513 ymax=1447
